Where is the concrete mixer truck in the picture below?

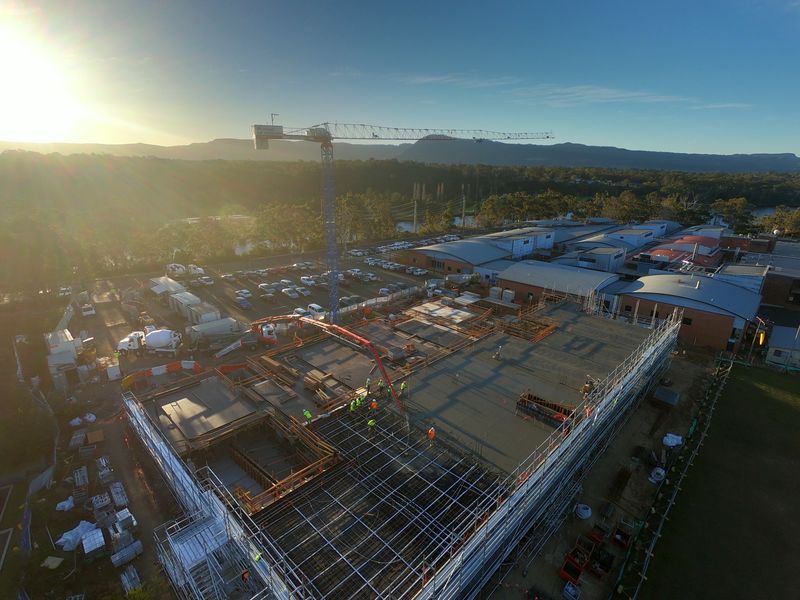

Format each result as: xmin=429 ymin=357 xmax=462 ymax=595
xmin=117 ymin=329 xmax=182 ymax=358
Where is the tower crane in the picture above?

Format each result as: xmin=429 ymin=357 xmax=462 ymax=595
xmin=251 ymin=122 xmax=553 ymax=323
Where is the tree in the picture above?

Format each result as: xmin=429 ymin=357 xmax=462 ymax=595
xmin=710 ymin=197 xmax=754 ymax=233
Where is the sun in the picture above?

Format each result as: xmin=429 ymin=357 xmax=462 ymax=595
xmin=0 ymin=23 xmax=85 ymax=142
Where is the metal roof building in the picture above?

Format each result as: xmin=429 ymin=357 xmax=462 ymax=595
xmin=616 ymin=274 xmax=761 ymax=321
xmin=498 ymin=260 xmax=620 ymax=297
xmin=149 ymin=276 xmax=186 ymax=296
xmin=415 ymin=238 xmax=512 ymax=266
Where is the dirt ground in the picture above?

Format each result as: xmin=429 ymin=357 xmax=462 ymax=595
xmin=487 ymin=349 xmax=714 ymax=600
xmin=640 ymin=366 xmax=800 ymax=600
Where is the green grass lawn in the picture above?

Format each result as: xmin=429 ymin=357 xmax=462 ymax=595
xmin=642 ymin=366 xmax=800 ymax=600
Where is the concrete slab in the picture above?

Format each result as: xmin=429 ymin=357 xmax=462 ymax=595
xmin=396 ymin=318 xmax=468 ymax=348
xmin=404 ymin=304 xmax=653 ymax=475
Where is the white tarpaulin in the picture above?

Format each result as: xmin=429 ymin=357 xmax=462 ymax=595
xmin=56 ymin=520 xmax=96 ymax=551
xmin=56 ymin=496 xmax=75 ymax=511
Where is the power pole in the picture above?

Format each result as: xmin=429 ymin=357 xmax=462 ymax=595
xmin=461 ymin=184 xmax=466 ymax=230
xmin=413 ymin=199 xmax=418 ymax=234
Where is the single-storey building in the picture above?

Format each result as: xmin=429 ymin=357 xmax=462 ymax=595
xmin=737 ymin=241 xmax=800 ymax=310
xmin=551 ymin=247 xmax=626 ymax=273
xmin=496 ymin=260 xmax=620 ymax=305
xmin=149 ymin=276 xmax=186 ymax=296
xmin=765 ymin=325 xmax=800 ymax=371
xmin=614 ymin=273 xmax=761 ymax=351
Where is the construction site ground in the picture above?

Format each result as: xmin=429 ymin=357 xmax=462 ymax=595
xmin=488 ymin=348 xmax=714 ymax=600
xmin=641 ymin=365 xmax=800 ymax=600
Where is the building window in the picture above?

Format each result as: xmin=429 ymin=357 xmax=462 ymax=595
xmin=773 ymin=350 xmax=784 ymax=357
xmin=649 ymin=310 xmax=660 ymax=318
xmin=624 ymin=305 xmax=632 ymax=312
xmin=456 ymin=268 xmax=461 ymax=273
xmin=682 ymin=317 xmax=693 ymax=326
xmin=447 ymin=266 xmax=452 ymax=271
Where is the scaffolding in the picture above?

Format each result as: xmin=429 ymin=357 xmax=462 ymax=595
xmin=125 ymin=304 xmax=682 ymax=600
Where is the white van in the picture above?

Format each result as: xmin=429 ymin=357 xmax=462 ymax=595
xmin=307 ymin=303 xmax=326 ymax=320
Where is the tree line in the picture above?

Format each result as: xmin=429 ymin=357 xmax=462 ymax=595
xmin=1 ymin=150 xmax=798 ymax=293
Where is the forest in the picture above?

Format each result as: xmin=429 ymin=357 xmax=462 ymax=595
xmin=1 ymin=150 xmax=799 ymax=293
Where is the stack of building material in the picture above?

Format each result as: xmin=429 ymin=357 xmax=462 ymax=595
xmin=109 ymin=481 xmax=129 ymax=508
xmin=111 ymin=539 xmax=143 ymax=567
xmin=72 ymin=466 xmax=89 ymax=503
xmin=96 ymin=456 xmax=114 ymax=485
xmin=120 ymin=565 xmax=142 ymax=595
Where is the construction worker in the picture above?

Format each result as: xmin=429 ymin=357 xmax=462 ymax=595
xmin=365 ymin=376 xmax=371 ymax=392
xmin=370 ymin=398 xmax=379 ymax=411
xmin=367 ymin=418 xmax=377 ymax=435
xmin=427 ymin=426 xmax=436 ymax=444
xmin=349 ymin=398 xmax=357 ymax=415
xmin=303 ymin=409 xmax=313 ymax=424
xmin=377 ymin=379 xmax=385 ymax=396
xmin=241 ymin=569 xmax=251 ymax=584
xmin=254 ymin=552 xmax=262 ymax=562
xmin=400 ymin=381 xmax=408 ymax=397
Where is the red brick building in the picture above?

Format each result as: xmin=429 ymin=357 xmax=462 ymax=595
xmin=615 ymin=273 xmax=761 ymax=351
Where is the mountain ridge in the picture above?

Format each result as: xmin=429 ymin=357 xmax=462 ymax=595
xmin=1 ymin=137 xmax=797 ymax=173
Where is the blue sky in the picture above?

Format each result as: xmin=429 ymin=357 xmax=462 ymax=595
xmin=2 ymin=0 xmax=799 ymax=153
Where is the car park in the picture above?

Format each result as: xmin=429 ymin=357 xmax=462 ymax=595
xmin=378 ymin=288 xmax=391 ymax=297
xmin=235 ymin=289 xmax=252 ymax=298
xmin=259 ymin=293 xmax=276 ymax=303
xmin=293 ymin=307 xmax=311 ymax=317
xmin=300 ymin=276 xmax=316 ymax=286
xmin=221 ymin=273 xmax=235 ymax=282
xmin=198 ymin=276 xmax=214 ymax=286
xmin=413 ymin=268 xmax=428 ymax=276
xmin=80 ymin=303 xmax=96 ymax=317
xmin=296 ymin=287 xmax=312 ymax=297
xmin=387 ymin=283 xmax=400 ymax=293
xmin=365 ymin=272 xmax=379 ymax=281
xmin=280 ymin=279 xmax=295 ymax=288
xmin=282 ymin=288 xmax=300 ymax=299
xmin=236 ymin=297 xmax=252 ymax=309
xmin=258 ymin=283 xmax=275 ymax=293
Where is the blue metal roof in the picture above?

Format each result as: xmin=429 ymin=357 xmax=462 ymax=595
xmin=617 ymin=273 xmax=761 ymax=320
xmin=498 ymin=260 xmax=619 ymax=295
xmin=418 ymin=239 xmax=510 ymax=266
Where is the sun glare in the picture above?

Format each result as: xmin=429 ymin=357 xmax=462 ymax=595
xmin=0 ymin=23 xmax=85 ymax=142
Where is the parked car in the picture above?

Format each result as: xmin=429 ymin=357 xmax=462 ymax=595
xmin=296 ymin=287 xmax=312 ymax=297
xmin=378 ymin=288 xmax=391 ymax=297
xmin=413 ymin=268 xmax=428 ymax=276
xmin=235 ymin=289 xmax=252 ymax=299
xmin=307 ymin=303 xmax=326 ymax=319
xmin=387 ymin=283 xmax=400 ymax=293
xmin=80 ymin=303 xmax=96 ymax=317
xmin=349 ymin=295 xmax=365 ymax=304
xmin=365 ymin=272 xmax=379 ymax=281
xmin=236 ymin=297 xmax=252 ymax=310
xmin=280 ymin=279 xmax=295 ymax=288
xmin=198 ymin=276 xmax=214 ymax=286
xmin=58 ymin=286 xmax=73 ymax=297
xmin=259 ymin=293 xmax=276 ymax=303
xmin=293 ymin=307 xmax=311 ymax=317
xmin=300 ymin=276 xmax=316 ymax=286
xmin=187 ymin=279 xmax=203 ymax=289
xmin=221 ymin=273 xmax=235 ymax=282
xmin=282 ymin=288 xmax=300 ymax=299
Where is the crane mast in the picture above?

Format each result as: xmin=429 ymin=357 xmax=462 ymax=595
xmin=252 ymin=122 xmax=552 ymax=323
